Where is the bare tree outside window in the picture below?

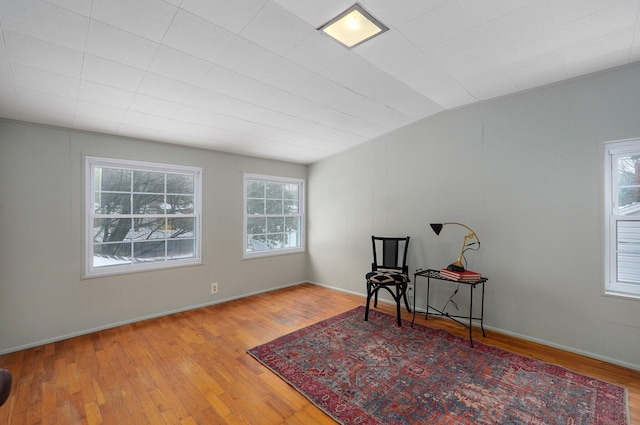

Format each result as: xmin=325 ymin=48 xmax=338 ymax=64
xmin=244 ymin=174 xmax=305 ymax=258
xmin=86 ymin=157 xmax=201 ymax=276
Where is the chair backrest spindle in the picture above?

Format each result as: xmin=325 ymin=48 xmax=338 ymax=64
xmin=371 ymin=236 xmax=410 ymax=274
xmin=382 ymin=239 xmax=399 ymax=268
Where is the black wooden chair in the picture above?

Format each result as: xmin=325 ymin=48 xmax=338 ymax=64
xmin=364 ymin=236 xmax=411 ymax=326
xmin=0 ymin=369 xmax=11 ymax=407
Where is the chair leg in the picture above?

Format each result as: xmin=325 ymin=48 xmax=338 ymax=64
xmin=366 ymin=281 xmax=407 ymax=326
xmin=0 ymin=369 xmax=11 ymax=407
xmin=393 ymin=285 xmax=404 ymax=326
xmin=402 ymin=286 xmax=411 ymax=313
xmin=364 ymin=281 xmax=373 ymax=321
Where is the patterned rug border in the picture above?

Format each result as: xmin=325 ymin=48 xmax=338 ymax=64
xmin=248 ymin=306 xmax=630 ymax=425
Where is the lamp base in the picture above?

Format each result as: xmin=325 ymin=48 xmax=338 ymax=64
xmin=446 ymin=263 xmax=465 ymax=272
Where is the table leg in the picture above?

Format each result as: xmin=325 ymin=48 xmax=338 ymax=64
xmin=469 ymin=285 xmax=474 ymax=347
xmin=480 ymin=281 xmax=486 ymax=337
xmin=411 ymin=273 xmax=417 ymax=327
xmin=425 ymin=277 xmax=431 ymax=320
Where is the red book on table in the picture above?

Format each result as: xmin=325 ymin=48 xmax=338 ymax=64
xmin=439 ymin=268 xmax=482 ymax=282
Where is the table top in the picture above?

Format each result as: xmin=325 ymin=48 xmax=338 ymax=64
xmin=414 ymin=268 xmax=487 ymax=284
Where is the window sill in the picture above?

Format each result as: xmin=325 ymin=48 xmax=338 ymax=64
xmin=243 ymin=248 xmax=306 ymax=260
xmin=603 ymin=289 xmax=640 ymax=301
xmin=83 ymin=260 xmax=204 ymax=279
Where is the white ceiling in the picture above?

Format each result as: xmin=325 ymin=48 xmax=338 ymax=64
xmin=1 ymin=0 xmax=639 ymax=164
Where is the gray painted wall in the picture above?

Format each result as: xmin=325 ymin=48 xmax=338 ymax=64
xmin=2 ymin=62 xmax=640 ymax=371
xmin=308 ymin=63 xmax=640 ymax=370
xmin=0 ymin=122 xmax=308 ymax=353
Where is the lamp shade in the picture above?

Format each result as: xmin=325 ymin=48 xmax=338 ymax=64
xmin=430 ymin=223 xmax=443 ymax=235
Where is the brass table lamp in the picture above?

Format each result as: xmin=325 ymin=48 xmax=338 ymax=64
xmin=430 ymin=222 xmax=480 ymax=272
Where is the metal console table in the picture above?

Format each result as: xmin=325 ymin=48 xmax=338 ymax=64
xmin=411 ymin=269 xmax=487 ymax=347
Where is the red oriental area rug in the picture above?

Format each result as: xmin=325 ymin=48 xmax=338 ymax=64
xmin=248 ymin=306 xmax=629 ymax=425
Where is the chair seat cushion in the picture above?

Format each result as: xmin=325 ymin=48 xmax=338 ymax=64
xmin=366 ymin=271 xmax=409 ymax=284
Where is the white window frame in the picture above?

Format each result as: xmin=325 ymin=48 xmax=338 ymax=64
xmin=604 ymin=138 xmax=640 ymax=299
xmin=243 ymin=173 xmax=305 ymax=259
xmin=85 ymin=156 xmax=203 ymax=277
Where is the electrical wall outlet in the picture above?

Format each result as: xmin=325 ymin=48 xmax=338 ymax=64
xmin=407 ymin=285 xmax=414 ymax=295
xmin=211 ymin=282 xmax=219 ymax=294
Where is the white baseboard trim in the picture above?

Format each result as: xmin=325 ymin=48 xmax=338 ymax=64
xmin=0 ymin=281 xmax=305 ymax=356
xmin=480 ymin=325 xmax=640 ymax=372
xmin=309 ymin=281 xmax=640 ymax=372
xmin=5 ymin=281 xmax=639 ymax=372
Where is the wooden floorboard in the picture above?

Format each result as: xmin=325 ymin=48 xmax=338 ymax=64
xmin=0 ymin=283 xmax=638 ymax=424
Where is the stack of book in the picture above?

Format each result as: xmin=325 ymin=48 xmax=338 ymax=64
xmin=439 ymin=268 xmax=482 ymax=282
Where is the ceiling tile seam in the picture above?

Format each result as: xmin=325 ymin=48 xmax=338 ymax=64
xmin=86 ymin=15 xmax=164 ymax=47
xmin=459 ymin=26 xmax=521 ymax=95
xmin=128 ymin=3 xmax=185 ymax=99
xmin=9 ymin=8 xmax=171 ymax=132
xmin=339 ymin=81 xmax=414 ymax=118
xmin=164 ymin=116 xmax=336 ymax=155
xmin=483 ymin=2 xmax=638 ymax=92
xmin=0 ymin=26 xmax=19 ymax=104
xmin=292 ymin=76 xmax=399 ymax=120
xmin=144 ymin=5 xmax=315 ymax=132
xmin=464 ymin=4 xmax=551 ymax=52
xmin=236 ymin=0 xmax=272 ymax=36
xmin=212 ymin=41 xmax=374 ymax=121
xmin=459 ymin=0 xmax=544 ymax=30
xmin=473 ymin=1 xmax=624 ymax=53
xmin=118 ymin=85 xmax=361 ymax=148
xmin=170 ymin=108 xmax=346 ymax=150
xmin=264 ymin=1 xmax=336 ymax=50
xmin=591 ymin=1 xmax=640 ymax=68
xmin=123 ymin=7 xmax=217 ymax=137
xmin=0 ymin=0 xmax=91 ymax=124
xmin=269 ymin=90 xmax=398 ymax=137
xmin=452 ymin=4 xmax=536 ymax=96
xmin=170 ymin=6 xmax=238 ymax=69
xmin=178 ymin=4 xmax=365 ymax=104
xmin=72 ymin=1 xmax=97 ymax=131
xmin=549 ymin=0 xmax=634 ymax=29
xmin=357 ymin=2 xmax=393 ymax=28
xmin=335 ymin=48 xmax=447 ymax=114
xmin=4 ymin=53 xmax=383 ymax=145
xmin=289 ymin=52 xmax=430 ymax=120
xmin=204 ymin=100 xmax=369 ymax=144
xmin=392 ymin=26 xmax=479 ymax=105
xmin=2 ymin=29 xmax=83 ymax=79
xmin=286 ymin=31 xmax=347 ymax=75
xmin=234 ymin=3 xmax=326 ymax=73
xmin=627 ymin=1 xmax=640 ymax=63
xmin=41 ymin=0 xmax=89 ymax=17
xmin=348 ymin=34 xmax=449 ymax=110
xmin=72 ymin=3 xmax=240 ymax=135
xmin=181 ymin=72 xmax=379 ymax=139
xmin=126 ymin=69 xmax=376 ymax=142
xmin=121 ymin=28 xmax=400 ymax=138
xmin=371 ymin=0 xmax=443 ymax=30
xmin=543 ymin=0 xmax=559 ymax=27
xmin=397 ymin=2 xmax=547 ymax=99
xmin=11 ymin=79 xmax=81 ymax=127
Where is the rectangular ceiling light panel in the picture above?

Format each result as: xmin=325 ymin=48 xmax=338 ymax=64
xmin=318 ymin=4 xmax=388 ymax=49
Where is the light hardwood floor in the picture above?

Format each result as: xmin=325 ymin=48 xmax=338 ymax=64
xmin=1 ymin=283 xmax=638 ymax=424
